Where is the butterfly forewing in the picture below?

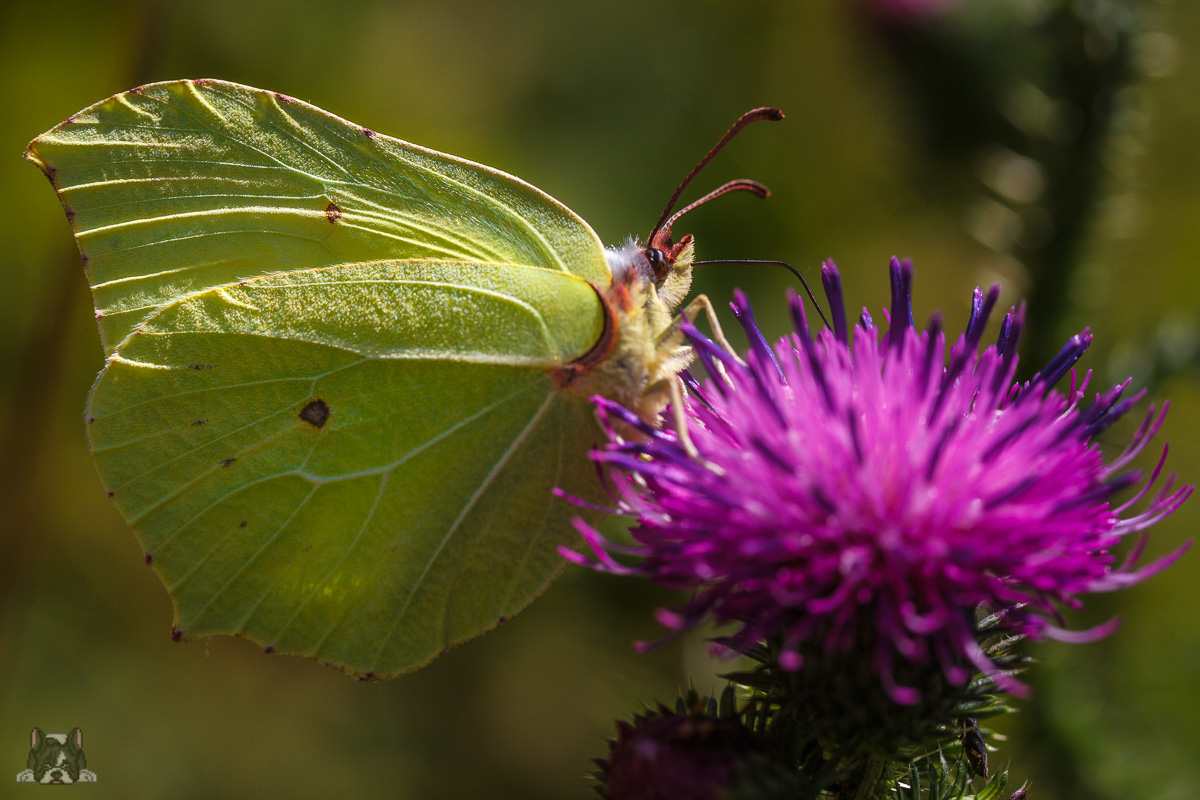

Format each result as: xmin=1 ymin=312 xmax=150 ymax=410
xmin=25 ymin=79 xmax=610 ymax=351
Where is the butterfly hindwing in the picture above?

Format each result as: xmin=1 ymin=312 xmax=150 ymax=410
xmin=88 ymin=260 xmax=607 ymax=677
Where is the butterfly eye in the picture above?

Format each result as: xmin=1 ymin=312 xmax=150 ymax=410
xmin=644 ymin=247 xmax=667 ymax=278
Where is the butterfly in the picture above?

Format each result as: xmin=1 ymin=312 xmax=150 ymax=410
xmin=26 ymin=79 xmax=781 ymax=678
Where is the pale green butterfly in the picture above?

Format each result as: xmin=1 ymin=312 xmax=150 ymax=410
xmin=26 ymin=79 xmax=780 ymax=679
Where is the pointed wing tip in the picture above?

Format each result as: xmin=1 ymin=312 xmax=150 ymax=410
xmin=22 ymin=141 xmax=43 ymax=168
xmin=24 ymin=122 xmax=60 ymax=168
xmin=24 ymin=79 xmax=238 ymax=148
xmin=24 ymin=142 xmax=69 ymax=200
xmin=23 ymin=139 xmax=74 ymax=214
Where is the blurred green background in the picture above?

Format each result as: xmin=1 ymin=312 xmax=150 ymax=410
xmin=2 ymin=1 xmax=1197 ymax=797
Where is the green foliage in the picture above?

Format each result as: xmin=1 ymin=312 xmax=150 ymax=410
xmin=713 ymin=612 xmax=1029 ymax=799
xmin=890 ymin=755 xmax=1028 ymax=800
xmin=595 ymin=664 xmax=1029 ymax=800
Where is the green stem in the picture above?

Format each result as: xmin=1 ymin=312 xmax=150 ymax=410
xmin=851 ymin=757 xmax=885 ymax=800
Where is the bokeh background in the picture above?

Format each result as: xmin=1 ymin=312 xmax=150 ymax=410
xmin=2 ymin=1 xmax=1197 ymax=797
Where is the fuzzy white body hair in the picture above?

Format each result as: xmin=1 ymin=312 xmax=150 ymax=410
xmin=604 ymin=238 xmax=652 ymax=285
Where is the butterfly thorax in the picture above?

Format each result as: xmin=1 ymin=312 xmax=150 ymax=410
xmin=551 ymin=235 xmax=695 ymax=420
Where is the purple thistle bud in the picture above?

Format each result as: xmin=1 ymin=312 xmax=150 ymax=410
xmin=596 ymin=711 xmax=769 ymax=800
xmin=562 ymin=261 xmax=1192 ymax=704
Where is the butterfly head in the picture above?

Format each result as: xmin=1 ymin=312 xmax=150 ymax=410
xmin=604 ymin=231 xmax=695 ymax=312
xmin=563 ymin=107 xmax=783 ymax=414
xmin=643 ymin=230 xmax=695 ymax=311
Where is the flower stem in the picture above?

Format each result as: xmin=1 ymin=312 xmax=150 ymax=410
xmin=851 ymin=757 xmax=885 ymax=800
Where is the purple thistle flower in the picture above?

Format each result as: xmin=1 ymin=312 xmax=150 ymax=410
xmin=562 ymin=258 xmax=1192 ymax=704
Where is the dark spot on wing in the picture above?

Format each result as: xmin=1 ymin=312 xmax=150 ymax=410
xmin=300 ymin=399 xmax=330 ymax=429
xmin=220 ymin=457 xmax=236 ymax=467
xmin=144 ymin=553 xmax=153 ymax=565
xmin=87 ymin=417 xmax=95 ymax=424
xmin=324 ymin=202 xmax=341 ymax=224
xmin=106 ymin=491 xmax=114 ymax=499
xmin=81 ymin=254 xmax=89 ymax=269
xmin=362 ymin=127 xmax=377 ymax=138
xmin=238 ymin=520 xmax=247 ymax=528
xmin=497 ymin=615 xmax=509 ymax=625
xmin=170 ymin=624 xmax=184 ymax=642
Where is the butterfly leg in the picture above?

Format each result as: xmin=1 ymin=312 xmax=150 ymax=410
xmin=667 ymin=376 xmax=699 ymax=458
xmin=661 ymin=293 xmax=743 ymax=390
xmin=649 ymin=292 xmax=749 ymax=459
xmin=638 ymin=375 xmax=702 ymax=460
xmin=677 ymin=293 xmax=745 ymax=363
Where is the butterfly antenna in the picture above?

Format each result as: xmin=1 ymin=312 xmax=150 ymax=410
xmin=661 ymin=179 xmax=770 ymax=234
xmin=691 ymin=258 xmax=831 ymax=329
xmin=647 ymin=107 xmax=784 ymax=243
